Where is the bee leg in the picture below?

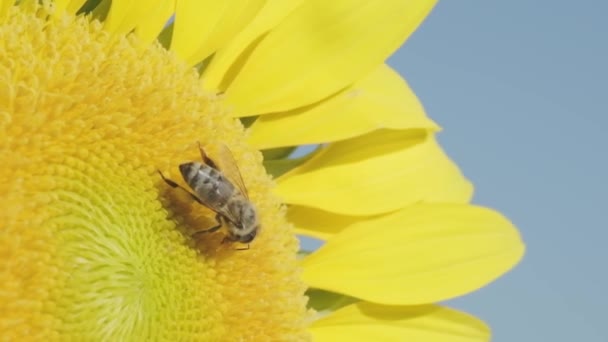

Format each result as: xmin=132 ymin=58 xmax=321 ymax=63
xmin=220 ymin=236 xmax=250 ymax=251
xmin=197 ymin=141 xmax=220 ymax=170
xmin=234 ymin=244 xmax=250 ymax=251
xmin=191 ymin=213 xmax=223 ymax=238
xmin=158 ymin=170 xmax=204 ymax=205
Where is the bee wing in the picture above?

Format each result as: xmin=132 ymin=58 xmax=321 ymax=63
xmin=209 ymin=143 xmax=250 ymax=199
xmin=159 ymin=168 xmax=239 ymax=226
xmin=201 ymin=200 xmax=241 ymax=226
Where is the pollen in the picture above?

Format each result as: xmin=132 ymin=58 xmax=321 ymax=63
xmin=0 ymin=6 xmax=309 ymax=341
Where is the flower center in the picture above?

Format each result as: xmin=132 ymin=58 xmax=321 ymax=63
xmin=0 ymin=6 xmax=309 ymax=341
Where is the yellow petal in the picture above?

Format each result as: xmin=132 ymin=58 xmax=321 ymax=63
xmin=1 ymin=0 xmax=13 ymax=19
xmin=248 ymin=64 xmax=438 ymax=149
xmin=104 ymin=0 xmax=175 ymax=43
xmin=311 ymin=303 xmax=490 ymax=342
xmin=275 ymin=130 xmax=473 ymax=216
xmin=301 ymin=204 xmax=525 ymax=305
xmin=201 ymin=0 xmax=305 ymax=92
xmin=288 ymin=206 xmax=367 ymax=241
xmin=52 ymin=0 xmax=87 ymax=14
xmin=224 ymin=0 xmax=438 ymax=116
xmin=134 ymin=0 xmax=175 ymax=44
xmin=171 ymin=0 xmax=266 ymax=65
xmin=103 ymin=0 xmax=137 ymax=33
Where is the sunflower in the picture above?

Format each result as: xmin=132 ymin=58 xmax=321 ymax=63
xmin=0 ymin=1 xmax=525 ymax=341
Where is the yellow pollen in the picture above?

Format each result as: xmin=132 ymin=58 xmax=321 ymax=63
xmin=0 ymin=6 xmax=309 ymax=341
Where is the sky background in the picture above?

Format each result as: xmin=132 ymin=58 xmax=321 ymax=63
xmin=385 ymin=1 xmax=607 ymax=341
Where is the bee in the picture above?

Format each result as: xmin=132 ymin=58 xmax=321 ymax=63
xmin=159 ymin=143 xmax=259 ymax=247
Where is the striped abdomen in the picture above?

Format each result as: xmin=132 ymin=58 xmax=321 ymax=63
xmin=179 ymin=162 xmax=237 ymax=211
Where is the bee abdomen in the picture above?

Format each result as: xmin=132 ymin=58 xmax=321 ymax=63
xmin=179 ymin=162 xmax=202 ymax=184
xmin=180 ymin=163 xmax=235 ymax=206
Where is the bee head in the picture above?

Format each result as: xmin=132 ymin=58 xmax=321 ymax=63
xmin=226 ymin=219 xmax=259 ymax=244
xmin=237 ymin=229 xmax=258 ymax=243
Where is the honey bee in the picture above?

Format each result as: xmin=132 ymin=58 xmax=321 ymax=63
xmin=159 ymin=143 xmax=259 ymax=247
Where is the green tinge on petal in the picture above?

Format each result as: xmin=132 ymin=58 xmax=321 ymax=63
xmin=224 ymin=0 xmax=438 ymax=116
xmin=248 ymin=64 xmax=438 ymax=149
xmin=264 ymin=155 xmax=309 ymax=178
xmin=201 ymin=0 xmax=305 ymax=92
xmin=262 ymin=145 xmax=321 ymax=178
xmin=262 ymin=146 xmax=298 ymax=160
xmin=307 ymin=289 xmax=358 ymax=314
xmin=301 ymin=204 xmax=525 ymax=305
xmin=171 ymin=0 xmax=265 ymax=65
xmin=310 ymin=302 xmax=490 ymax=342
xmin=275 ymin=130 xmax=473 ymax=216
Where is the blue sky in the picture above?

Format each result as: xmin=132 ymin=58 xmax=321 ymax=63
xmin=387 ymin=1 xmax=607 ymax=341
